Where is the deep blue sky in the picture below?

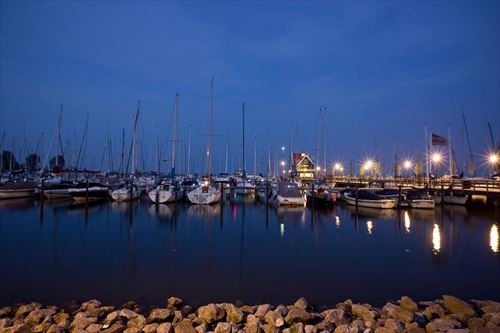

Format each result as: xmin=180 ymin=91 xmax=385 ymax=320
xmin=1 ymin=1 xmax=499 ymax=175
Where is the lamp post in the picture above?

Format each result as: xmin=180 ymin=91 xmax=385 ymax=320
xmin=431 ymin=152 xmax=442 ymax=179
xmin=403 ymin=160 xmax=412 ymax=180
xmin=488 ymin=153 xmax=499 ymax=175
xmin=334 ymin=163 xmax=342 ymax=177
xmin=364 ymin=159 xmax=373 ymax=178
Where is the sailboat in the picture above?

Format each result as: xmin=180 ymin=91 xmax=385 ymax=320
xmin=187 ymin=77 xmax=221 ymax=205
xmin=235 ymin=102 xmax=255 ymax=196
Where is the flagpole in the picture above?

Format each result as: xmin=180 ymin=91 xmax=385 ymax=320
xmin=425 ymin=126 xmax=429 ymax=185
xmin=448 ymin=125 xmax=452 ymax=177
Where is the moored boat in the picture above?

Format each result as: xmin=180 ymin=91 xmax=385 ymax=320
xmin=406 ymin=190 xmax=435 ymax=209
xmin=271 ymin=181 xmax=306 ymax=206
xmin=187 ymin=182 xmax=221 ymax=205
xmin=68 ymin=182 xmax=109 ymax=203
xmin=0 ymin=181 xmax=38 ymax=199
xmin=343 ymin=189 xmax=397 ymax=209
xmin=111 ymin=184 xmax=141 ymax=202
xmin=148 ymin=181 xmax=183 ymax=203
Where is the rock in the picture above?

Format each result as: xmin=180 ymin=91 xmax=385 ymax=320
xmin=173 ymin=310 xmax=183 ymax=324
xmin=69 ymin=313 xmax=98 ymax=331
xmin=25 ymin=309 xmax=44 ymax=327
xmin=483 ymin=313 xmax=500 ymax=325
xmin=256 ymin=305 xmax=272 ymax=320
xmin=33 ymin=320 xmax=52 ymax=333
xmin=400 ymin=297 xmax=418 ymax=313
xmin=294 ymin=298 xmax=309 ymax=310
xmin=408 ymin=329 xmax=426 ymax=333
xmin=425 ymin=318 xmax=461 ymax=333
xmin=446 ymin=330 xmax=471 ymax=333
xmin=175 ymin=320 xmax=197 ymax=333
xmin=168 ymin=297 xmax=184 ymax=307
xmin=352 ymin=304 xmax=376 ymax=321
xmin=157 ymin=322 xmax=173 ymax=333
xmin=322 ymin=309 xmax=345 ymax=324
xmin=334 ymin=325 xmax=349 ymax=333
xmin=422 ymin=305 xmax=445 ymax=321
xmin=246 ymin=315 xmax=262 ymax=333
xmin=124 ymin=328 xmax=142 ymax=333
xmin=120 ymin=308 xmax=139 ymax=320
xmin=314 ymin=320 xmax=332 ymax=332
xmin=14 ymin=304 xmax=35 ymax=318
xmin=127 ymin=314 xmax=146 ymax=329
xmin=467 ymin=317 xmax=485 ymax=329
xmin=0 ymin=318 xmax=12 ymax=328
xmin=4 ymin=323 xmax=32 ymax=333
xmin=472 ymin=301 xmax=500 ymax=314
xmin=223 ymin=303 xmax=244 ymax=323
xmin=290 ymin=323 xmax=304 ymax=333
xmin=54 ymin=312 xmax=70 ymax=328
xmin=214 ymin=322 xmax=232 ymax=333
xmin=0 ymin=307 xmax=12 ymax=318
xmin=195 ymin=323 xmax=207 ymax=333
xmin=304 ymin=325 xmax=315 ymax=333
xmin=285 ymin=307 xmax=313 ymax=325
xmin=122 ymin=301 xmax=142 ymax=313
xmin=197 ymin=304 xmax=225 ymax=324
xmin=81 ymin=300 xmax=102 ymax=311
xmin=265 ymin=310 xmax=284 ymax=327
xmin=443 ymin=296 xmax=476 ymax=318
xmin=102 ymin=322 xmax=126 ymax=333
xmin=240 ymin=305 xmax=257 ymax=314
xmin=375 ymin=328 xmax=392 ymax=333
xmin=148 ymin=308 xmax=172 ymax=322
xmin=262 ymin=323 xmax=281 ymax=333
xmin=103 ymin=311 xmax=120 ymax=326
xmin=86 ymin=323 xmax=103 ymax=333
xmin=383 ymin=303 xmax=413 ymax=324
xmin=141 ymin=323 xmax=158 ymax=333
xmin=350 ymin=318 xmax=366 ymax=332
xmin=275 ymin=306 xmax=288 ymax=318
xmin=384 ymin=318 xmax=403 ymax=332
xmin=47 ymin=324 xmax=66 ymax=333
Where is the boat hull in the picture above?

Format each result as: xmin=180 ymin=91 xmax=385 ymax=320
xmin=187 ymin=189 xmax=221 ymax=205
xmin=148 ymin=189 xmax=176 ymax=203
xmin=409 ymin=199 xmax=435 ymax=209
xmin=0 ymin=189 xmax=37 ymax=199
xmin=344 ymin=194 xmax=396 ymax=209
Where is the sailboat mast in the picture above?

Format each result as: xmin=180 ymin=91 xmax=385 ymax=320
xmin=488 ymin=121 xmax=496 ymax=151
xmin=242 ymin=101 xmax=246 ymax=174
xmin=448 ymin=125 xmax=452 ymax=176
xmin=461 ymin=108 xmax=475 ymax=176
xmin=253 ymin=132 xmax=256 ymax=176
xmin=172 ymin=93 xmax=179 ymax=176
xmin=206 ymin=77 xmax=214 ymax=176
xmin=120 ymin=128 xmax=125 ymax=175
xmin=225 ymin=132 xmax=229 ymax=174
xmin=187 ymin=125 xmax=191 ymax=175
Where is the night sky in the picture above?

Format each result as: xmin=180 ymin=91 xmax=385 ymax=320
xmin=1 ymin=1 xmax=499 ymax=175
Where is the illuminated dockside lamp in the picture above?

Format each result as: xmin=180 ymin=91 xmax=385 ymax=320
xmin=431 ymin=152 xmax=443 ymax=178
xmin=488 ymin=153 xmax=499 ymax=174
xmin=333 ymin=163 xmax=343 ymax=176
xmin=402 ymin=160 xmax=413 ymax=178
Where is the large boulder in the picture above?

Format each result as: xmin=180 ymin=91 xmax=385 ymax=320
xmin=168 ymin=297 xmax=184 ymax=307
xmin=425 ymin=318 xmax=461 ymax=333
xmin=443 ymin=296 xmax=476 ymax=319
xmin=157 ymin=322 xmax=173 ymax=333
xmin=148 ymin=308 xmax=172 ymax=322
xmin=197 ymin=304 xmax=225 ymax=324
xmin=383 ymin=303 xmax=414 ymax=324
xmin=214 ymin=322 xmax=232 ymax=333
xmin=68 ymin=313 xmax=97 ymax=331
xmin=284 ymin=307 xmax=313 ymax=325
xmin=294 ymin=298 xmax=309 ymax=310
xmin=400 ymin=297 xmax=419 ymax=313
xmin=174 ymin=320 xmax=197 ymax=333
xmin=256 ymin=305 xmax=272 ymax=320
xmin=352 ymin=304 xmax=376 ymax=321
xmin=223 ymin=303 xmax=244 ymax=323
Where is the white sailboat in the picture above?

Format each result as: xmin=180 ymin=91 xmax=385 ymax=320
xmin=187 ymin=77 xmax=221 ymax=205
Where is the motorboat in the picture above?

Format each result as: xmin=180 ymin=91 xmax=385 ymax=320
xmin=68 ymin=182 xmax=110 ymax=203
xmin=434 ymin=189 xmax=468 ymax=205
xmin=271 ymin=181 xmax=306 ymax=206
xmin=42 ymin=183 xmax=73 ymax=200
xmin=343 ymin=189 xmax=397 ymax=209
xmin=406 ymin=190 xmax=435 ymax=209
xmin=0 ymin=181 xmax=38 ymax=199
xmin=306 ymin=184 xmax=336 ymax=207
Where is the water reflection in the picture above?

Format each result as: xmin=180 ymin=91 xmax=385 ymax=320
xmin=148 ymin=204 xmax=173 ymax=218
xmin=433 ymin=224 xmax=441 ymax=254
xmin=366 ymin=220 xmax=373 ymax=235
xmin=490 ymin=224 xmax=499 ymax=253
xmin=404 ymin=211 xmax=411 ymax=233
xmin=280 ymin=223 xmax=285 ymax=237
xmin=335 ymin=216 xmax=340 ymax=228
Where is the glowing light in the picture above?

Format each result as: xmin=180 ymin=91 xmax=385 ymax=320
xmin=404 ymin=211 xmax=411 ymax=233
xmin=316 ymin=166 xmax=321 ymax=171
xmin=335 ymin=216 xmax=340 ymax=227
xmin=280 ymin=161 xmax=285 ymax=166
xmin=280 ymin=223 xmax=285 ymax=237
xmin=364 ymin=160 xmax=373 ymax=170
xmin=490 ymin=224 xmax=499 ymax=253
xmin=432 ymin=224 xmax=441 ymax=254
xmin=367 ymin=220 xmax=373 ymax=235
xmin=281 ymin=146 xmax=285 ymax=151
xmin=489 ymin=153 xmax=499 ymax=165
xmin=334 ymin=163 xmax=341 ymax=170
xmin=431 ymin=153 xmax=442 ymax=164
xmin=403 ymin=160 xmax=412 ymax=170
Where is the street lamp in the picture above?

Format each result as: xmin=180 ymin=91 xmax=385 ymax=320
xmin=488 ymin=153 xmax=499 ymax=175
xmin=364 ymin=159 xmax=373 ymax=177
xmin=403 ymin=160 xmax=412 ymax=179
xmin=431 ymin=152 xmax=442 ymax=178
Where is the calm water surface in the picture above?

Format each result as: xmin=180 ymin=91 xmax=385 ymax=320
xmin=1 ymin=195 xmax=499 ymax=307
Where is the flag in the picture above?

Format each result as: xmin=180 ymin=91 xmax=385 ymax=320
xmin=431 ymin=133 xmax=448 ymax=145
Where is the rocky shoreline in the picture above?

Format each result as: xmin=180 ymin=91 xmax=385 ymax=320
xmin=0 ymin=296 xmax=499 ymax=333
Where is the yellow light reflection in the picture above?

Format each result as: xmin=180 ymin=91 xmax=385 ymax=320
xmin=432 ymin=224 xmax=441 ymax=254
xmin=490 ymin=224 xmax=499 ymax=253
xmin=335 ymin=216 xmax=340 ymax=228
xmin=280 ymin=223 xmax=285 ymax=237
xmin=367 ymin=220 xmax=373 ymax=235
xmin=404 ymin=211 xmax=411 ymax=233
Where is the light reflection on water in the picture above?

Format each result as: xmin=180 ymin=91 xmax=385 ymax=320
xmin=0 ymin=196 xmax=499 ymax=308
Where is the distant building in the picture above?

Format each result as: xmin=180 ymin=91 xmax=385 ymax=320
xmin=292 ymin=152 xmax=315 ymax=180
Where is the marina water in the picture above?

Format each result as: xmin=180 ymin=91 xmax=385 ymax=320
xmin=1 ymin=196 xmax=499 ymax=308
